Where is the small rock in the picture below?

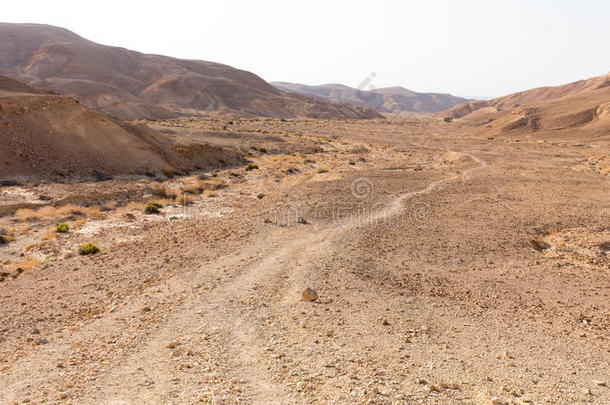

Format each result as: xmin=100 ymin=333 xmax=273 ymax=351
xmin=490 ymin=397 xmax=507 ymax=405
xmin=593 ymin=379 xmax=607 ymax=387
xmin=213 ymin=394 xmax=224 ymax=405
xmin=382 ymin=318 xmax=390 ymax=326
xmin=301 ymin=287 xmax=319 ymax=302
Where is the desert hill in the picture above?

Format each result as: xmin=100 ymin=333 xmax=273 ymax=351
xmin=272 ymin=81 xmax=469 ymax=113
xmin=444 ymin=73 xmax=610 ymax=136
xmin=0 ymin=76 xmax=242 ymax=180
xmin=0 ymin=23 xmax=380 ymax=120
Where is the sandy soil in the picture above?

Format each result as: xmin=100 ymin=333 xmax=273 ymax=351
xmin=0 ymin=117 xmax=608 ymax=404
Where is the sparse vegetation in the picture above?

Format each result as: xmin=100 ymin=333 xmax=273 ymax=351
xmin=78 ymin=242 xmax=100 ymax=255
xmin=245 ymin=162 xmax=259 ymax=171
xmin=144 ymin=201 xmax=163 ymax=214
xmin=54 ymin=222 xmax=70 ymax=233
xmin=444 ymin=117 xmax=454 ymax=122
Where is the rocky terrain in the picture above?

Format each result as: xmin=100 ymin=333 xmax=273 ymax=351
xmin=0 ymin=113 xmax=608 ymax=403
xmin=272 ymin=82 xmax=469 ymax=113
xmin=0 ymin=23 xmax=380 ymax=121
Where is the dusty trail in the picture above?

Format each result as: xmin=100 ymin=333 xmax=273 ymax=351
xmin=93 ymin=145 xmax=486 ymax=403
xmin=0 ymin=142 xmax=483 ymax=403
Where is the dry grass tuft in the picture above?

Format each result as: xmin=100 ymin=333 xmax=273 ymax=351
xmin=7 ymin=258 xmax=41 ymax=272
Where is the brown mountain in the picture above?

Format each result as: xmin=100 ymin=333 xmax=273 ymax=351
xmin=272 ymin=82 xmax=469 ymax=113
xmin=443 ymin=73 xmax=610 ymax=136
xmin=0 ymin=76 xmax=243 ymax=180
xmin=0 ymin=23 xmax=380 ymax=120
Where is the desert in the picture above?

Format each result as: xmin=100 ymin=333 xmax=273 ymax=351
xmin=0 ymin=8 xmax=609 ymax=405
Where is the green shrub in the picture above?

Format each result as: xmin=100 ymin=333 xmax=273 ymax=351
xmin=443 ymin=117 xmax=454 ymax=123
xmin=54 ymin=222 xmax=70 ymax=233
xmin=258 ymin=147 xmax=267 ymax=153
xmin=78 ymin=242 xmax=100 ymax=255
xmin=144 ymin=202 xmax=163 ymax=214
xmin=245 ymin=163 xmax=259 ymax=171
xmin=144 ymin=201 xmax=163 ymax=214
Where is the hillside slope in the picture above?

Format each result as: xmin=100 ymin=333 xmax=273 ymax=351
xmin=0 ymin=23 xmax=380 ymax=120
xmin=443 ymin=73 xmax=610 ymax=137
xmin=272 ymin=82 xmax=469 ymax=113
xmin=0 ymin=76 xmax=242 ymax=180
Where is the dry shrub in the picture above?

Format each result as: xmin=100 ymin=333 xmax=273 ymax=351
xmin=7 ymin=258 xmax=41 ymax=272
xmin=37 ymin=205 xmax=58 ymax=220
xmin=41 ymin=229 xmax=56 ymax=241
xmin=72 ymin=219 xmax=87 ymax=229
xmin=198 ymin=178 xmax=226 ymax=191
xmin=56 ymin=204 xmax=85 ymax=217
xmin=15 ymin=208 xmax=38 ymax=221
xmin=153 ymin=185 xmax=169 ymax=198
xmin=84 ymin=206 xmax=104 ymax=219
xmin=202 ymin=190 xmax=216 ymax=198
xmin=104 ymin=201 xmax=118 ymax=210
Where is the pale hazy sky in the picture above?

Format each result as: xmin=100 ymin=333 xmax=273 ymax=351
xmin=3 ymin=0 xmax=609 ymax=97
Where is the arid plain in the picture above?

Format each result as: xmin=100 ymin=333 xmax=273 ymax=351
xmin=1 ymin=113 xmax=608 ymax=404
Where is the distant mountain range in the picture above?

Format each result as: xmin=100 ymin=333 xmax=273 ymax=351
xmin=0 ymin=23 xmax=380 ymax=120
xmin=272 ymin=82 xmax=470 ymax=113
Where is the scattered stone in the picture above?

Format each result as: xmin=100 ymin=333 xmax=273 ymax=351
xmin=301 ymin=287 xmax=319 ymax=302
xmin=530 ymin=238 xmax=550 ymax=251
xmin=490 ymin=397 xmax=507 ymax=405
xmin=297 ymin=217 xmax=308 ymax=224
xmin=593 ymin=379 xmax=607 ymax=387
xmin=166 ymin=341 xmax=180 ymax=349
xmin=382 ymin=318 xmax=390 ymax=326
